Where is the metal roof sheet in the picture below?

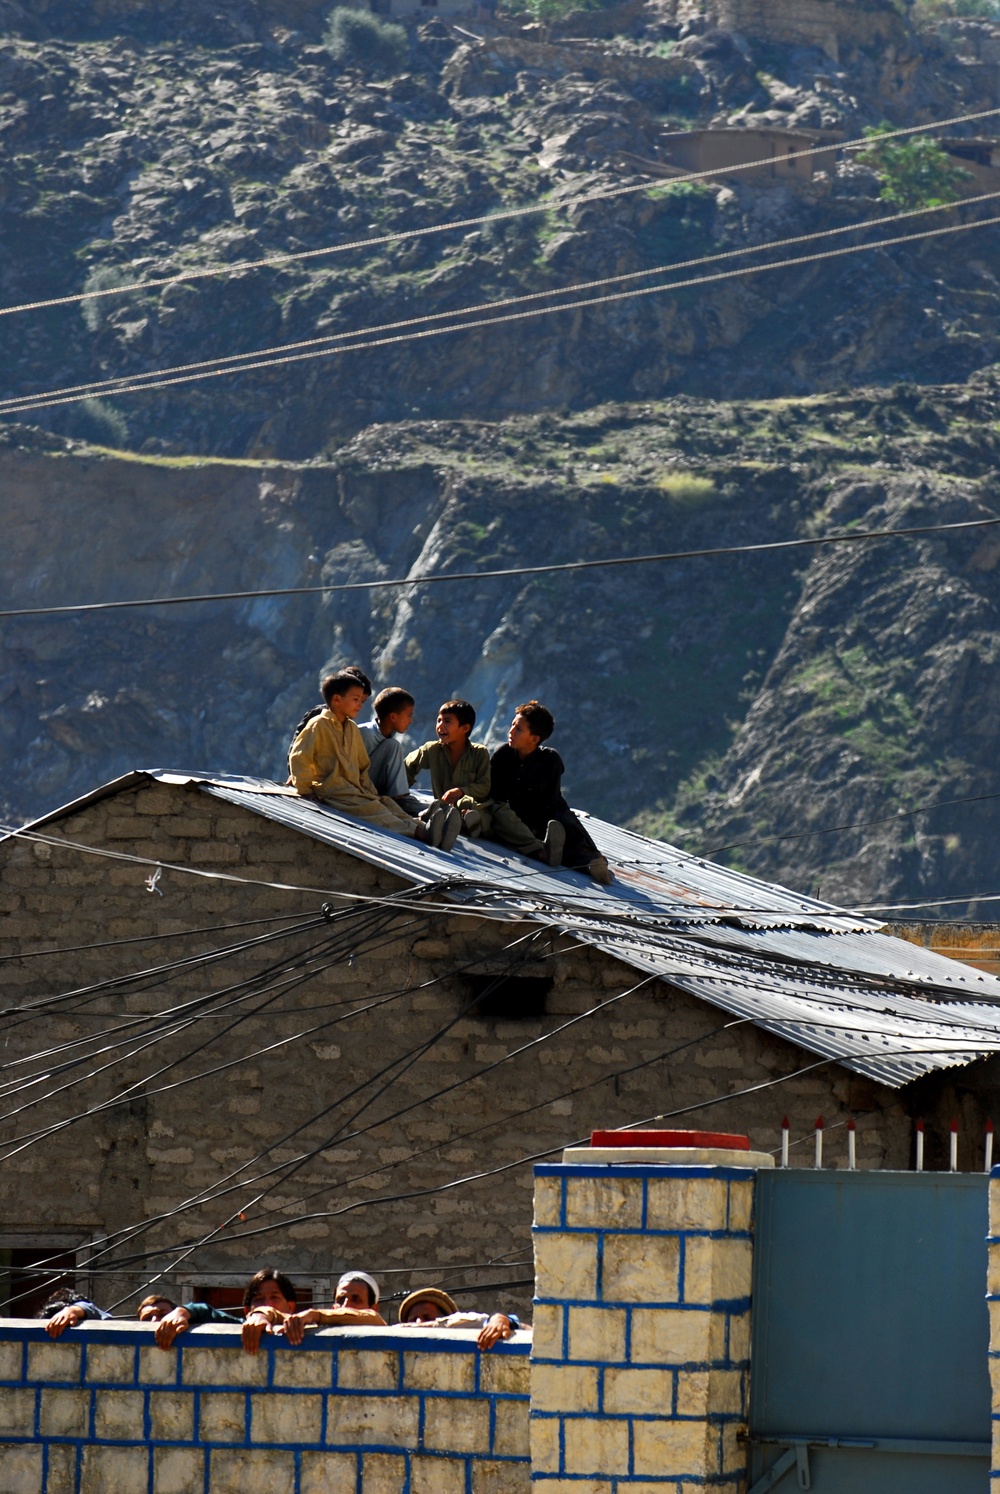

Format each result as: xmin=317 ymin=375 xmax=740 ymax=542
xmin=12 ymin=769 xmax=1000 ymax=1090
xmin=190 ymin=775 xmax=1000 ymax=1089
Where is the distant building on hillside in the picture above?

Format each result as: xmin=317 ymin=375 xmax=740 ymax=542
xmin=643 ymin=126 xmax=840 ymax=185
xmin=618 ymin=126 xmax=1000 ymax=196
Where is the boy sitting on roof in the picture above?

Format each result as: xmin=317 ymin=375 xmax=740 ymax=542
xmin=289 ymin=671 xmax=460 ymax=850
xmin=405 ymin=699 xmax=561 ymax=862
xmin=357 ymin=687 xmax=425 ymax=817
xmin=491 ymin=701 xmax=613 ymax=886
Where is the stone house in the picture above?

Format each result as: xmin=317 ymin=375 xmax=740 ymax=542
xmin=2 ymin=769 xmax=1000 ymax=1322
xmin=636 ymin=126 xmax=841 ymax=187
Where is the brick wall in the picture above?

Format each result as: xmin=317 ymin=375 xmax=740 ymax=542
xmin=0 ymin=1322 xmax=530 ymax=1494
xmin=0 ymin=777 xmax=923 ymax=1313
xmin=531 ymin=1162 xmax=754 ymax=1488
xmin=0 ymin=1155 xmax=765 ymax=1493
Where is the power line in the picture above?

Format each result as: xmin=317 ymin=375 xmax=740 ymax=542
xmin=178 ymin=1013 xmax=752 ymax=1248
xmin=0 ymin=907 xmax=331 ymax=1021
xmin=0 ymin=910 xmax=319 ymax=964
xmin=0 ymin=911 xmax=398 ymax=1102
xmin=0 ymin=820 xmax=511 ymax=920
xmin=0 ymin=513 xmax=996 ymax=621
xmin=0 ymin=932 xmax=362 ymax=1148
xmin=108 ymin=965 xmax=657 ymax=1302
xmin=0 ymin=901 xmax=412 ymax=1123
xmin=3 ymin=103 xmax=998 ymax=323
xmin=121 ymin=1045 xmax=942 ymax=1265
xmin=103 ymin=948 xmax=1000 ymax=1287
xmin=859 ymin=891 xmax=1000 ymax=914
xmin=12 ymin=809 xmax=1000 ymax=926
xmin=6 ymin=187 xmax=998 ymax=418
xmin=7 ymin=203 xmax=1000 ymax=421
xmin=109 ymin=952 xmax=553 ymax=1304
xmin=0 ymin=901 xmax=427 ymax=1144
xmin=18 ymin=931 xmax=551 ymax=1289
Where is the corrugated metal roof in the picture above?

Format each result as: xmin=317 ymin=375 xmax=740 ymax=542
xmin=190 ymin=774 xmax=1000 ymax=1089
xmin=13 ymin=769 xmax=1000 ymax=1089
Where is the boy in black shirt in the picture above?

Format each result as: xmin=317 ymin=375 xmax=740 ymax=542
xmin=490 ymin=700 xmax=614 ymax=885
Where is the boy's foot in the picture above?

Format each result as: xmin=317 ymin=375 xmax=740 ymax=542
xmin=418 ymin=799 xmax=444 ymax=821
xmin=542 ymin=820 xmax=565 ymax=869
xmin=462 ymin=809 xmax=483 ymax=838
xmin=439 ymin=806 xmax=462 ymax=853
xmin=418 ymin=804 xmax=447 ymax=847
xmin=588 ymin=856 xmax=614 ymax=886
xmin=414 ymin=812 xmax=438 ymax=846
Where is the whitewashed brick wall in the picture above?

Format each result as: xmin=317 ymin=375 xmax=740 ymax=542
xmin=0 ymin=1324 xmax=531 ymax=1494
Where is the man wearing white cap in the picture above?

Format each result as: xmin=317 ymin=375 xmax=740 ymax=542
xmin=282 ymin=1270 xmax=386 ymax=1344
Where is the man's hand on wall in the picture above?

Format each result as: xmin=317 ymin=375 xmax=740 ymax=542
xmin=45 ymin=1305 xmax=86 ymax=1338
xmin=154 ymin=1307 xmax=192 ymax=1349
xmin=242 ymin=1308 xmax=281 ymax=1354
xmin=477 ymin=1314 xmax=513 ymax=1351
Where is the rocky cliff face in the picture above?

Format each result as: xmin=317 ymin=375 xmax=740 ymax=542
xmin=1 ymin=0 xmax=1000 ymax=457
xmin=4 ymin=373 xmax=1000 ymax=918
xmin=4 ymin=0 xmax=1000 ymax=914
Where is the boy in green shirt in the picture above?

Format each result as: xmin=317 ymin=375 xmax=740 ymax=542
xmin=405 ymin=699 xmax=563 ymax=863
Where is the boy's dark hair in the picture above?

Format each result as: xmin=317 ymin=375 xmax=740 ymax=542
xmin=344 ymin=665 xmax=372 ymax=697
xmin=242 ymin=1268 xmax=297 ymax=1311
xmin=322 ymin=671 xmax=368 ymax=705
xmin=373 ymin=687 xmax=415 ymax=722
xmin=439 ymin=698 xmax=476 ymax=731
xmin=515 ymin=700 xmax=555 ymax=742
xmin=36 ymin=1288 xmax=88 ymax=1319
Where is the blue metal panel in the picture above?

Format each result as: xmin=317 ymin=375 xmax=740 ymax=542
xmin=749 ymin=1170 xmax=990 ymax=1493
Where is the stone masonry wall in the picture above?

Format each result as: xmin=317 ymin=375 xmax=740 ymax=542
xmin=0 ymin=777 xmax=919 ymax=1314
xmin=0 ymin=1322 xmax=531 ymax=1494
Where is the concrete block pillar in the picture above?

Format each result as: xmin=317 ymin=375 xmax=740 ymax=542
xmin=530 ymin=1136 xmax=772 ymax=1491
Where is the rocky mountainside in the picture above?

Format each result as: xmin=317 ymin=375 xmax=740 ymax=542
xmin=4 ymin=371 xmax=1000 ymax=916
xmin=1 ymin=0 xmax=1000 ymax=455
xmin=3 ymin=0 xmax=1000 ymax=914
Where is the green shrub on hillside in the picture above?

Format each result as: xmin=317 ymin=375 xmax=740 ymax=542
xmin=857 ymin=124 xmax=967 ymax=210
xmin=65 ymin=398 xmax=129 ymax=448
xmin=324 ymin=5 xmax=408 ymax=73
xmin=655 ymin=472 xmax=716 ymax=504
xmin=80 ymin=264 xmax=130 ymax=332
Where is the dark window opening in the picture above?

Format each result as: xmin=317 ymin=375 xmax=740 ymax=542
xmin=466 ymin=974 xmax=553 ymax=1018
xmin=0 ymin=1246 xmax=79 ymax=1318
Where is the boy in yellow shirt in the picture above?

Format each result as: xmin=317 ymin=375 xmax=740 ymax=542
xmin=289 ymin=672 xmax=460 ymax=849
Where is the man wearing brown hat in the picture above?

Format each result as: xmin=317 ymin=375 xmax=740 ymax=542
xmin=396 ymin=1287 xmax=523 ymax=1350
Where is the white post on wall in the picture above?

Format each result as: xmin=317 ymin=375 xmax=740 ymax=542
xmin=530 ymin=1127 xmax=774 ymax=1490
